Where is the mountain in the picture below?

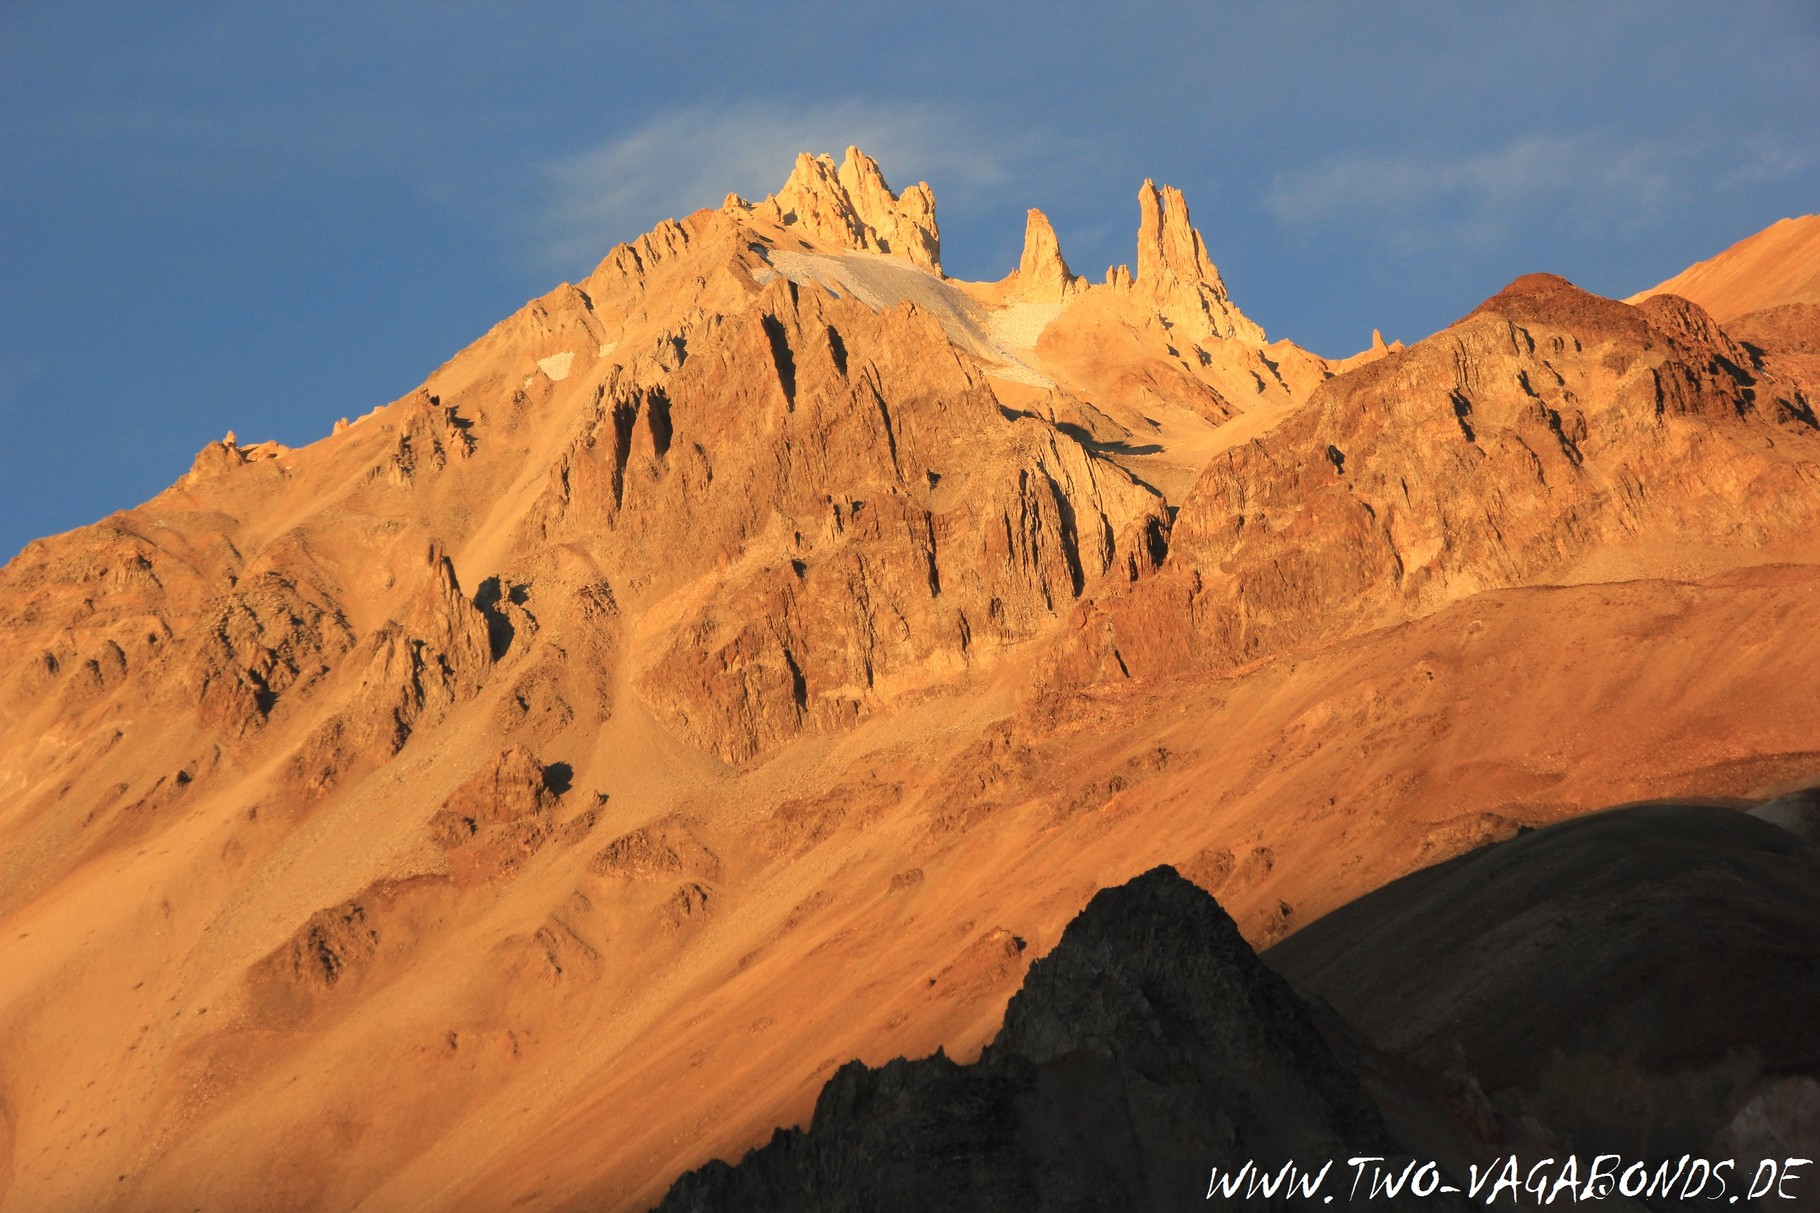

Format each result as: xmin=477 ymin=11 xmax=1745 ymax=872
xmin=1269 ymin=799 xmax=1820 ymax=1173
xmin=1 ymin=149 xmax=1817 ymax=1213
xmin=1628 ymin=214 xmax=1820 ymax=322
xmin=1628 ymin=215 xmax=1820 ymax=399
xmin=656 ymin=866 xmax=1437 ymax=1213
xmin=657 ymin=802 xmax=1820 ymax=1210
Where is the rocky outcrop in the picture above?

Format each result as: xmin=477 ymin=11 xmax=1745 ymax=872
xmin=589 ymin=815 xmax=720 ymax=882
xmin=1130 ymin=180 xmax=1265 ymax=344
xmin=180 ymin=573 xmax=355 ymax=738
xmin=405 ymin=544 xmax=495 ymax=687
xmin=516 ymin=271 xmax=1165 ymax=763
xmin=376 ymin=392 xmax=476 ymax=485
xmin=1010 ymin=208 xmax=1077 ymax=304
xmin=655 ymin=867 xmax=1429 ymax=1212
xmin=430 ymin=744 xmax=565 ymax=885
xmin=432 ymin=745 xmax=556 ymax=836
xmin=281 ymin=545 xmax=494 ymax=796
xmin=1058 ymin=273 xmax=1820 ymax=685
xmin=757 ymin=147 xmax=941 ymax=272
xmin=347 ymin=546 xmax=492 ymax=750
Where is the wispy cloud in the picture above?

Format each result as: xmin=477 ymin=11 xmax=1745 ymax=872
xmin=1265 ymin=133 xmax=1807 ymax=253
xmin=0 ymin=356 xmax=46 ymax=426
xmin=527 ymin=100 xmax=1011 ymax=275
xmin=1723 ymin=135 xmax=1815 ymax=187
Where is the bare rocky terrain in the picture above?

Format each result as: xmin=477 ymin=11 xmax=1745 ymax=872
xmin=655 ymin=800 xmax=1820 ymax=1210
xmin=0 ymin=148 xmax=1815 ymax=1212
xmin=656 ymin=866 xmax=1438 ymax=1213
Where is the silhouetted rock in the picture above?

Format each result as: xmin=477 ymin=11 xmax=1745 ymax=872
xmin=654 ymin=867 xmax=1433 ymax=1211
xmin=1267 ymin=803 xmax=1820 ymax=1164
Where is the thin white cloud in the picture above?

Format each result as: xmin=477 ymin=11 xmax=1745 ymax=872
xmin=0 ymin=355 xmax=46 ymax=425
xmin=1264 ymin=132 xmax=1797 ymax=253
xmin=1723 ymin=135 xmax=1814 ymax=187
xmin=527 ymin=100 xmax=1010 ymax=275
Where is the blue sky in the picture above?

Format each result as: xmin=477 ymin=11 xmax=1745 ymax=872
xmin=3 ymin=2 xmax=1816 ymax=560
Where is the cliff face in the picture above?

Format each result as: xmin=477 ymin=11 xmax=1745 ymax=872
xmin=0 ymin=154 xmax=1816 ymax=1213
xmin=1053 ymin=272 xmax=1820 ymax=687
xmin=513 ymin=273 xmax=1165 ymax=763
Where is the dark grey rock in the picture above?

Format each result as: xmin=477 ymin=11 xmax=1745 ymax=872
xmin=653 ymin=866 xmax=1438 ymax=1212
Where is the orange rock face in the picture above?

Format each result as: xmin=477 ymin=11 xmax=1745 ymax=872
xmin=0 ymin=153 xmax=1816 ymax=1213
xmin=1058 ymin=272 xmax=1820 ymax=686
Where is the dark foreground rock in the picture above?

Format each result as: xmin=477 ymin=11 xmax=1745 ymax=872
xmin=650 ymin=800 xmax=1820 ymax=1212
xmin=1266 ymin=802 xmax=1820 ymax=1168
xmin=653 ymin=866 xmax=1439 ymax=1212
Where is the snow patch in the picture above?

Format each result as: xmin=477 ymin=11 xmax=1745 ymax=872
xmin=766 ymin=249 xmax=1053 ymax=387
xmin=537 ymin=352 xmax=575 ymax=381
xmin=988 ymin=302 xmax=1065 ymax=354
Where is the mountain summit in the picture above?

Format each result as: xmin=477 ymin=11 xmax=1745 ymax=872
xmin=754 ymin=146 xmax=943 ymax=271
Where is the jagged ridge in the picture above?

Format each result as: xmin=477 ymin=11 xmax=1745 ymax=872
xmin=654 ymin=867 xmax=1419 ymax=1212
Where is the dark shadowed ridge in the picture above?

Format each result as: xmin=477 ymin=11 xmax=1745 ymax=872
xmin=652 ymin=866 xmax=1447 ymax=1212
xmin=652 ymin=801 xmax=1820 ymax=1212
xmin=1267 ymin=802 xmax=1820 ymax=1167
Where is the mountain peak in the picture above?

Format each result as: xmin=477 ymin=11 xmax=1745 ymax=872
xmin=754 ymin=146 xmax=941 ymax=272
xmin=1010 ymin=207 xmax=1077 ymax=303
xmin=1627 ymin=212 xmax=1820 ymax=323
xmin=1131 ymin=178 xmax=1264 ymax=343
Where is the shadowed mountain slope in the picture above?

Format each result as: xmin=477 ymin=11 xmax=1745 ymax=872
xmin=658 ymin=803 xmax=1819 ymax=1211
xmin=1267 ymin=802 xmax=1820 ymax=1166
xmin=656 ymin=867 xmax=1440 ymax=1213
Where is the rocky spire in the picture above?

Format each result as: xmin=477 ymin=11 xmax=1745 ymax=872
xmin=1010 ymin=207 xmax=1077 ymax=303
xmin=407 ymin=543 xmax=493 ymax=688
xmin=1131 ymin=179 xmax=1265 ymax=343
xmin=756 ymin=147 xmax=941 ymax=273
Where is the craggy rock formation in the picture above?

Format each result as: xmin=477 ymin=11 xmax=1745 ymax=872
xmin=1058 ymin=272 xmax=1820 ymax=686
xmin=656 ymin=867 xmax=1435 ymax=1212
xmin=756 ymin=147 xmax=942 ymax=272
xmin=517 ymin=276 xmax=1165 ymax=762
xmin=1131 ymin=179 xmax=1266 ymax=344
xmin=1010 ymin=208 xmax=1078 ymax=304
xmin=430 ymin=744 xmax=566 ymax=885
